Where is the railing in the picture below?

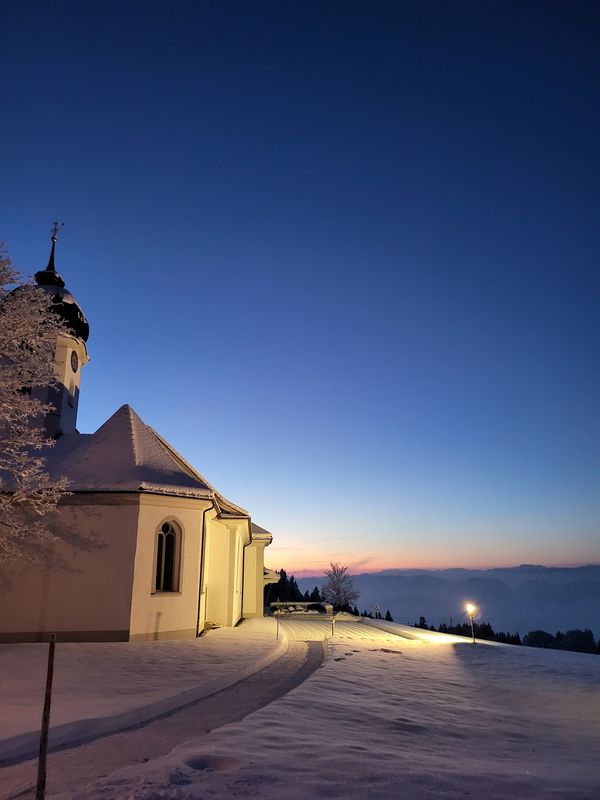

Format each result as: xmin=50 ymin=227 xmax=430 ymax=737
xmin=270 ymin=601 xmax=337 ymax=639
xmin=270 ymin=601 xmax=334 ymax=616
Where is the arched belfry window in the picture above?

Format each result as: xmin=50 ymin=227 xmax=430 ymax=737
xmin=155 ymin=521 xmax=180 ymax=592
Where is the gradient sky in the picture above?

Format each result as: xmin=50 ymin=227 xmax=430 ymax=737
xmin=2 ymin=2 xmax=599 ymax=575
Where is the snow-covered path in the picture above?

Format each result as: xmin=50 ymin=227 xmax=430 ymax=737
xmin=278 ymin=616 xmax=450 ymax=642
xmin=279 ymin=617 xmax=405 ymax=641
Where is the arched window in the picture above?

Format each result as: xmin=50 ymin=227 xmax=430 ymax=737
xmin=155 ymin=521 xmax=180 ymax=592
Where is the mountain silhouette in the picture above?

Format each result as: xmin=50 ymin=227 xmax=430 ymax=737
xmin=297 ymin=565 xmax=600 ymax=634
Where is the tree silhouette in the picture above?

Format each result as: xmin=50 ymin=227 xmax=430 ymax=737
xmin=523 ymin=630 xmax=557 ymax=649
xmin=321 ymin=562 xmax=359 ymax=612
xmin=309 ymin=586 xmax=322 ymax=602
xmin=559 ymin=628 xmax=596 ymax=654
xmin=267 ymin=568 xmax=304 ymax=603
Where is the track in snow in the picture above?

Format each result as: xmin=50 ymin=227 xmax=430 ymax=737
xmin=1 ymin=619 xmax=419 ymax=799
xmin=1 ymin=639 xmax=323 ymax=800
xmin=279 ymin=617 xmax=418 ymax=642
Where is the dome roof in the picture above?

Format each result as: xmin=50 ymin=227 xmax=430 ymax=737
xmin=33 ymin=233 xmax=89 ymax=342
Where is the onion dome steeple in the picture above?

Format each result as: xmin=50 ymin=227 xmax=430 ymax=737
xmin=34 ymin=222 xmax=89 ymax=342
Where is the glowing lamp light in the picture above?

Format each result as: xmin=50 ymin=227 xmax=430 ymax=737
xmin=465 ymin=602 xmax=477 ymax=644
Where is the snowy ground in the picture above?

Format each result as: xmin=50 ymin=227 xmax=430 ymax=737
xmin=2 ymin=618 xmax=599 ymax=799
xmin=0 ymin=618 xmax=283 ymax=763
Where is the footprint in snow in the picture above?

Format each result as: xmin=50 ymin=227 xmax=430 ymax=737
xmin=184 ymin=754 xmax=240 ymax=773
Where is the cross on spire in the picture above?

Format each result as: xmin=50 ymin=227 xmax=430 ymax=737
xmin=50 ymin=220 xmax=63 ymax=241
xmin=46 ymin=221 xmax=63 ymax=271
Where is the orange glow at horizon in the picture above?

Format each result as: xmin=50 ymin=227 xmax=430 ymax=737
xmin=265 ymin=551 xmax=598 ymax=578
xmin=262 ymin=516 xmax=599 ymax=578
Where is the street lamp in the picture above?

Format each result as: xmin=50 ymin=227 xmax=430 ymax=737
xmin=465 ymin=603 xmax=477 ymax=644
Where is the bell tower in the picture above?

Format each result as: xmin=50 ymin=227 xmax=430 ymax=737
xmin=34 ymin=224 xmax=90 ymax=437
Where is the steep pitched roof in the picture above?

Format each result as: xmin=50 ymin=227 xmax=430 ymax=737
xmin=149 ymin=427 xmax=249 ymax=515
xmin=44 ymin=404 xmax=246 ymax=508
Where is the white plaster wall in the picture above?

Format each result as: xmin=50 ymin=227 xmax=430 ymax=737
xmin=233 ymin=528 xmax=244 ymax=624
xmin=47 ymin=334 xmax=89 ymax=437
xmin=203 ymin=517 xmax=234 ymax=628
xmin=0 ymin=496 xmax=138 ymax=641
xmin=0 ymin=493 xmax=257 ymax=641
xmin=129 ymin=495 xmax=211 ymax=640
xmin=242 ymin=541 xmax=266 ymax=617
xmin=242 ymin=543 xmax=258 ymax=616
xmin=203 ymin=518 xmax=247 ymax=628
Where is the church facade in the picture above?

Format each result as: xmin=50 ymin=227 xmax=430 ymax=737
xmin=0 ymin=235 xmax=277 ymax=642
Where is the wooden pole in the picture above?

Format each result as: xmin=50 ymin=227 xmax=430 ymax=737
xmin=276 ymin=614 xmax=280 ymax=640
xmin=331 ymin=617 xmax=335 ymax=637
xmin=36 ymin=634 xmax=56 ymax=800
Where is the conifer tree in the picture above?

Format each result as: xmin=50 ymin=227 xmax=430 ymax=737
xmin=309 ymin=586 xmax=322 ymax=602
xmin=272 ymin=569 xmax=290 ymax=601
xmin=288 ymin=574 xmax=302 ymax=601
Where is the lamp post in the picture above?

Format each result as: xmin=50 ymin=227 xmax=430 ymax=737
xmin=465 ymin=603 xmax=476 ymax=644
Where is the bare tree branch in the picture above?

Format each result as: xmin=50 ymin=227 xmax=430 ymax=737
xmin=321 ymin=562 xmax=360 ymax=611
xmin=0 ymin=245 xmax=71 ymax=562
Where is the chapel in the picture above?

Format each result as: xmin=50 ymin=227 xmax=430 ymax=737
xmin=0 ymin=232 xmax=278 ymax=642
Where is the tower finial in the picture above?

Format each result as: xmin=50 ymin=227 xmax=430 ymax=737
xmin=46 ymin=221 xmax=63 ymax=271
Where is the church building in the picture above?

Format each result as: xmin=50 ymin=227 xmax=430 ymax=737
xmin=0 ymin=233 xmax=278 ymax=642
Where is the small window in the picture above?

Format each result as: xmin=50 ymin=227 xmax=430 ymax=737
xmin=155 ymin=521 xmax=180 ymax=592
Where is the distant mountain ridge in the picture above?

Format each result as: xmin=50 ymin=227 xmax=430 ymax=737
xmin=296 ymin=565 xmax=600 ymax=635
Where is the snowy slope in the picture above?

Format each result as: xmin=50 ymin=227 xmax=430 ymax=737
xmin=41 ymin=618 xmax=600 ymax=800
xmin=0 ymin=620 xmax=283 ymax=764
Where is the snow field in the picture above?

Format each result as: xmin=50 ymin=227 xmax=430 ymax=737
xmin=0 ymin=618 xmax=284 ymax=763
xmin=49 ymin=620 xmax=600 ymax=800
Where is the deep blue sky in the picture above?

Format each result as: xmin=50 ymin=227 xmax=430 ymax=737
xmin=2 ymin=1 xmax=599 ymax=572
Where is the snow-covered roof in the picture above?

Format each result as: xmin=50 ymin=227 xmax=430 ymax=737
xmin=42 ymin=404 xmax=249 ymax=512
xmin=263 ymin=566 xmax=279 ymax=584
xmin=251 ymin=523 xmax=273 ymax=542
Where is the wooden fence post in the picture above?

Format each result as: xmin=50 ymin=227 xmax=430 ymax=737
xmin=36 ymin=634 xmax=56 ymax=800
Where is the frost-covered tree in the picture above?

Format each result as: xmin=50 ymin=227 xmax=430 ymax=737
xmin=0 ymin=246 xmax=69 ymax=562
xmin=321 ymin=562 xmax=360 ymax=612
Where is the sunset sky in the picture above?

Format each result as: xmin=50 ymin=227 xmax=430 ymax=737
xmin=2 ymin=2 xmax=598 ymax=575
